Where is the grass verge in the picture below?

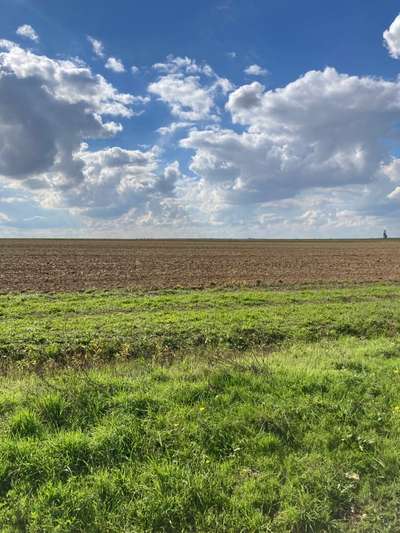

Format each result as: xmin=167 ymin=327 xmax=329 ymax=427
xmin=1 ymin=338 xmax=400 ymax=531
xmin=1 ymin=284 xmax=400 ymax=369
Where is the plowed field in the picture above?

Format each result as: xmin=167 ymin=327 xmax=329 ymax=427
xmin=0 ymin=238 xmax=399 ymax=292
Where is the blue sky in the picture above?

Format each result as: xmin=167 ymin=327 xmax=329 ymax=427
xmin=1 ymin=0 xmax=400 ymax=237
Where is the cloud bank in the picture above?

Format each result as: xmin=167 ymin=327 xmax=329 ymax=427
xmin=2 ymin=15 xmax=400 ymax=237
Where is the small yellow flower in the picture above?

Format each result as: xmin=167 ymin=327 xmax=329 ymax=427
xmin=199 ymin=406 xmax=206 ymax=411
xmin=345 ymin=472 xmax=360 ymax=481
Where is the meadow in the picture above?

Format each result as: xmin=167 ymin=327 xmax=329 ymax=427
xmin=1 ymin=284 xmax=400 ymax=369
xmin=1 ymin=284 xmax=400 ymax=530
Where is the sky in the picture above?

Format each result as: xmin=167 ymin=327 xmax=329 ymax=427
xmin=1 ymin=1 xmax=400 ymax=238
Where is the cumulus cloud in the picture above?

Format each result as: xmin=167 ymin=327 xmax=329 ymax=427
xmin=383 ymin=14 xmax=400 ymax=59
xmin=16 ymin=24 xmax=39 ymax=42
xmin=157 ymin=121 xmax=193 ymax=136
xmin=0 ymin=180 xmax=80 ymax=233
xmin=180 ymin=68 xmax=400 ymax=211
xmin=0 ymin=45 xmax=190 ymax=232
xmin=381 ymin=158 xmax=400 ymax=203
xmin=152 ymin=55 xmax=213 ymax=75
xmin=388 ymin=187 xmax=400 ymax=200
xmin=0 ymin=41 xmax=135 ymax=187
xmin=131 ymin=65 xmax=139 ymax=75
xmin=54 ymin=146 xmax=183 ymax=220
xmin=148 ymin=55 xmax=233 ymax=121
xmin=5 ymin=21 xmax=400 ymax=237
xmin=244 ymin=64 xmax=268 ymax=76
xmin=149 ymin=75 xmax=216 ymax=121
xmin=105 ymin=57 xmax=125 ymax=72
xmin=382 ymin=158 xmax=400 ymax=182
xmin=87 ymin=36 xmax=104 ymax=58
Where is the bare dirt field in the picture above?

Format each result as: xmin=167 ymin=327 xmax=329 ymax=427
xmin=0 ymin=238 xmax=399 ymax=293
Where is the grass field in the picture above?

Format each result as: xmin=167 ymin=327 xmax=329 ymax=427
xmin=1 ymin=284 xmax=400 ymax=530
xmin=2 ymin=284 xmax=400 ymax=369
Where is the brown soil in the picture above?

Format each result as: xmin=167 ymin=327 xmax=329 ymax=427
xmin=0 ymin=238 xmax=399 ymax=293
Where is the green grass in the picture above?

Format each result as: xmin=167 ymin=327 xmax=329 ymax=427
xmin=1 ymin=284 xmax=400 ymax=369
xmin=1 ymin=339 xmax=400 ymax=531
xmin=1 ymin=285 xmax=400 ymax=531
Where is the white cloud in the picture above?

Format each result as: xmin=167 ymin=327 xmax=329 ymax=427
xmin=382 ymin=159 xmax=400 ymax=202
xmin=87 ymin=36 xmax=104 ymax=58
xmin=4 ymin=22 xmax=400 ymax=236
xmin=383 ymin=14 xmax=400 ymax=59
xmin=382 ymin=158 xmax=400 ymax=182
xmin=105 ymin=57 xmax=125 ymax=73
xmin=180 ymin=68 xmax=400 ymax=212
xmin=55 ymin=146 xmax=183 ymax=220
xmin=0 ymin=48 xmax=197 ymax=232
xmin=0 ymin=42 xmax=135 ymax=187
xmin=157 ymin=121 xmax=193 ymax=136
xmin=244 ymin=64 xmax=268 ymax=76
xmin=0 ymin=39 xmax=16 ymax=51
xmin=149 ymin=75 xmax=217 ymax=121
xmin=152 ymin=55 xmax=213 ymax=75
xmin=388 ymin=187 xmax=400 ymax=200
xmin=16 ymin=24 xmax=39 ymax=43
xmin=148 ymin=55 xmax=233 ymax=121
